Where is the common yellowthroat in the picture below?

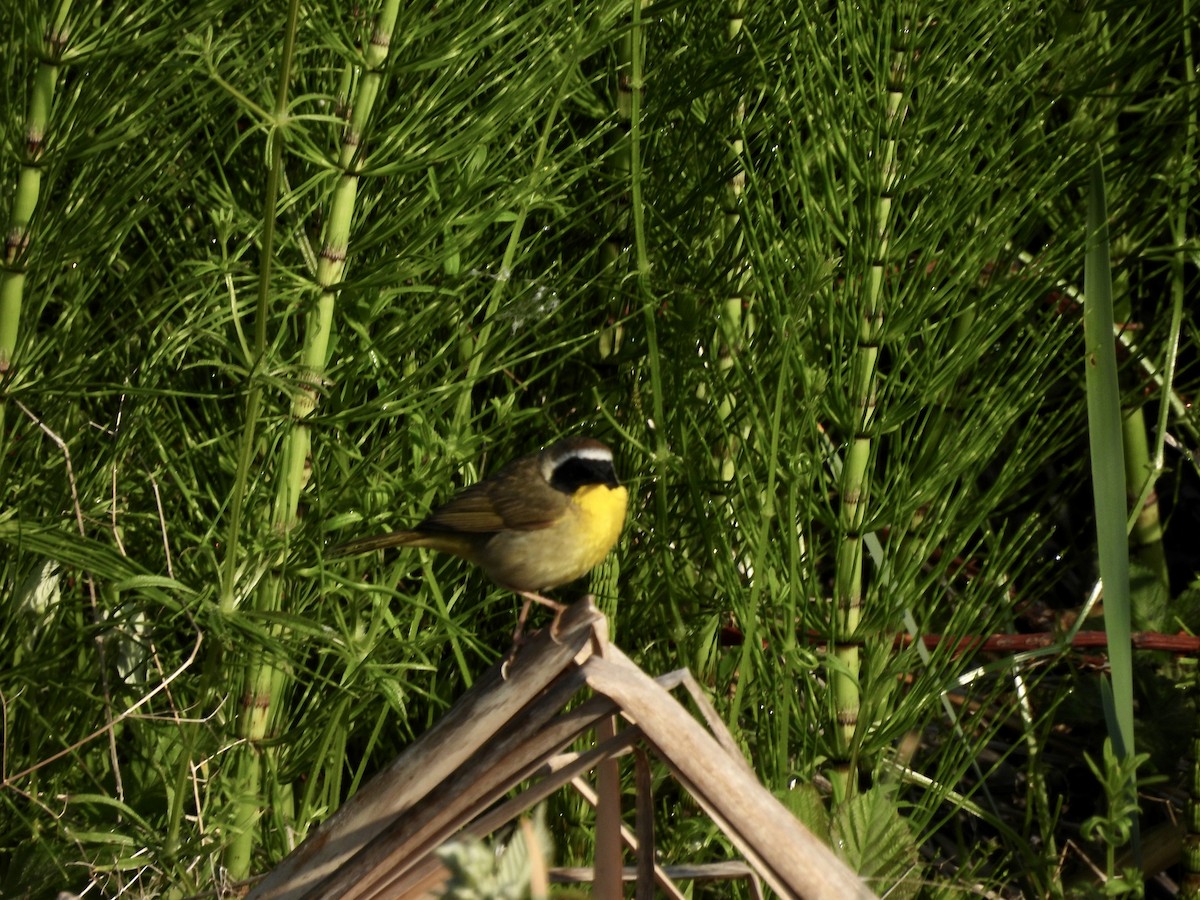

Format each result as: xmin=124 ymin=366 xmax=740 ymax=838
xmin=334 ymin=436 xmax=628 ymax=647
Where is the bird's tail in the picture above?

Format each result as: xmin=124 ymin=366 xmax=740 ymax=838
xmin=329 ymin=530 xmax=425 ymax=557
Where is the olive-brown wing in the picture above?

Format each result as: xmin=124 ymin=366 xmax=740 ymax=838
xmin=417 ymin=465 xmax=565 ymax=535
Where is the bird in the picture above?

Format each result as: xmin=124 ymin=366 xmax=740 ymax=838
xmin=333 ymin=436 xmax=628 ymax=659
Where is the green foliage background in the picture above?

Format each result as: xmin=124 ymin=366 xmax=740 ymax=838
xmin=1 ymin=0 xmax=1197 ymax=896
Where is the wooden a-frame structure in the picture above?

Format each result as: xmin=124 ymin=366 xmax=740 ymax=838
xmin=247 ymin=599 xmax=875 ymax=900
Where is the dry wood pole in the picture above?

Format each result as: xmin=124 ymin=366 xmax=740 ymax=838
xmin=247 ymin=598 xmax=876 ymax=900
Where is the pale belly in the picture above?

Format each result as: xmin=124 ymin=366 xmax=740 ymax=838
xmin=476 ymin=485 xmax=627 ymax=591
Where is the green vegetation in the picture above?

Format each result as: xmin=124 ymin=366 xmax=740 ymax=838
xmin=2 ymin=1 xmax=1198 ymax=896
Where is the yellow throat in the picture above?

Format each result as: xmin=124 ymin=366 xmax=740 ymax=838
xmin=572 ymin=483 xmax=629 ymax=569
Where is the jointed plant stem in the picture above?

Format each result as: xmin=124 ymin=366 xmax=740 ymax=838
xmin=224 ymin=0 xmax=402 ymax=877
xmin=0 ymin=0 xmax=73 ymax=446
xmin=830 ymin=23 xmax=909 ymax=800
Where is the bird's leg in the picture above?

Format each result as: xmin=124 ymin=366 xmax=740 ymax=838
xmin=527 ymin=590 xmax=567 ymax=640
xmin=512 ymin=596 xmax=534 ymax=645
xmin=512 ymin=590 xmax=567 ymax=640
xmin=501 ymin=590 xmax=567 ymax=679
